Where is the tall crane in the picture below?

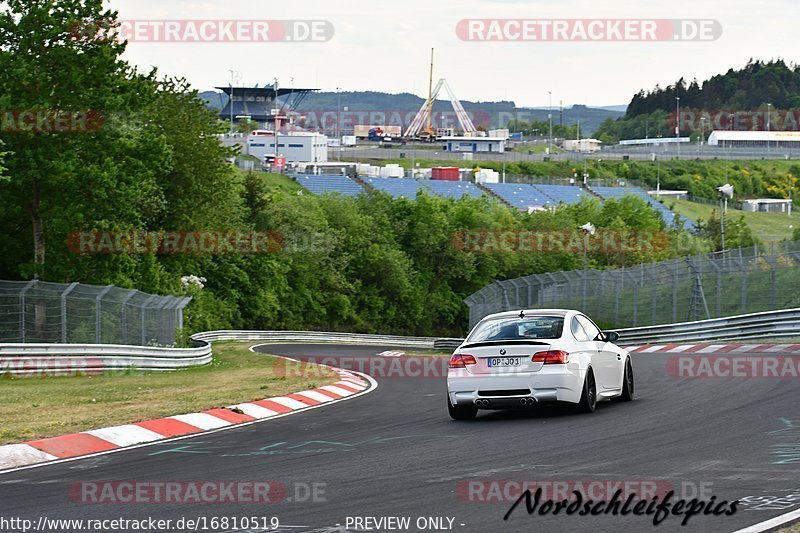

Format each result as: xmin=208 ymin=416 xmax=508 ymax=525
xmin=404 ymin=48 xmax=477 ymax=140
xmin=423 ymin=48 xmax=435 ymax=140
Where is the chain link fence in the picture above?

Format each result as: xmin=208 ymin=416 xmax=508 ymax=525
xmin=0 ymin=280 xmax=192 ymax=346
xmin=465 ymin=241 xmax=800 ymax=329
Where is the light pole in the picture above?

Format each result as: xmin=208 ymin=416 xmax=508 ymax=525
xmin=335 ymin=87 xmax=342 ymax=148
xmin=699 ymin=117 xmax=706 ymax=151
xmin=726 ymin=113 xmax=734 ymax=182
xmin=273 ymin=78 xmax=279 ymax=169
xmin=766 ymin=103 xmax=772 ymax=155
xmin=675 ymin=96 xmax=681 ymax=157
xmin=717 ymin=184 xmax=734 ymax=257
xmin=548 ymin=91 xmax=553 ymax=158
xmin=228 ymin=70 xmax=239 ymax=135
xmin=579 ymin=222 xmax=596 ymax=311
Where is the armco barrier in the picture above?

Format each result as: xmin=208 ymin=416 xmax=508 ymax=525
xmin=0 ymin=330 xmax=443 ymax=376
xmin=615 ymin=308 xmax=800 ymax=344
xmin=191 ymin=330 xmax=441 ymax=347
xmin=0 ymin=341 xmax=212 ymax=373
xmin=2 ymin=309 xmax=798 ymax=375
xmin=433 ymin=308 xmax=800 ymax=348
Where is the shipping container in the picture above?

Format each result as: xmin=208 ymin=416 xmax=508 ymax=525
xmin=431 ymin=167 xmax=459 ymax=181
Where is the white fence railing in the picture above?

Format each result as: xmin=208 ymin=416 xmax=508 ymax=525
xmin=2 ymin=309 xmax=798 ymax=375
xmin=615 ymin=308 xmax=800 ymax=344
xmin=0 ymin=342 xmax=212 ymax=373
xmin=0 ymin=330 xmax=442 ymax=375
xmin=433 ymin=308 xmax=800 ymax=349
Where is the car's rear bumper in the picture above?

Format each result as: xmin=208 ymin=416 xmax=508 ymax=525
xmin=447 ymin=367 xmax=583 ymax=407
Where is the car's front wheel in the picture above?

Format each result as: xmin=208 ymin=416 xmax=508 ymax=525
xmin=448 ymin=396 xmax=477 ymax=420
xmin=576 ymin=369 xmax=597 ymax=413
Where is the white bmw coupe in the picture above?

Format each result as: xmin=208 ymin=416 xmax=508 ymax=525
xmin=447 ymin=309 xmax=633 ymax=420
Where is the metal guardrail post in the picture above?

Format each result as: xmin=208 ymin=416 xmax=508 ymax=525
xmin=94 ymin=285 xmax=113 ymax=344
xmin=60 ymin=282 xmax=79 ymax=343
xmin=119 ymin=289 xmax=138 ymax=345
xmin=176 ymin=296 xmax=192 ymax=332
xmin=140 ymin=294 xmax=157 ymax=346
xmin=18 ymin=280 xmax=37 ymax=343
xmin=672 ymin=264 xmax=679 ymax=323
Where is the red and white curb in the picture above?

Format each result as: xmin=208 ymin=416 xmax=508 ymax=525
xmin=623 ymin=344 xmax=800 ymax=354
xmin=0 ymin=356 xmax=375 ymax=472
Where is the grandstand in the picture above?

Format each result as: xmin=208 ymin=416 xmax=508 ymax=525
xmin=588 ymin=186 xmax=695 ymax=228
xmin=293 ymin=174 xmax=364 ymax=197
xmin=481 ymin=183 xmax=591 ymax=209
xmin=363 ymin=177 xmax=483 ymax=200
xmin=481 ymin=183 xmax=555 ymax=209
xmin=534 ymin=184 xmax=593 ymax=204
xmin=289 ymin=174 xmax=691 ymax=229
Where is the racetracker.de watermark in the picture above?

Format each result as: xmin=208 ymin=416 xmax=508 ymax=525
xmin=456 ymin=19 xmax=721 ymax=41
xmin=0 ymin=356 xmax=103 ymax=377
xmin=456 ymin=479 xmax=716 ymax=502
xmin=1 ymin=110 xmax=104 ymax=133
xmin=69 ymin=480 xmax=326 ymax=504
xmin=277 ymin=356 xmax=451 ymax=379
xmin=286 ymin=109 xmax=492 ymax=132
xmin=67 ymin=231 xmax=284 ymax=255
xmin=453 ymin=230 xmax=670 ymax=254
xmin=667 ymin=355 xmax=800 ymax=378
xmin=670 ymin=109 xmax=800 ymax=132
xmin=74 ymin=20 xmax=334 ymax=43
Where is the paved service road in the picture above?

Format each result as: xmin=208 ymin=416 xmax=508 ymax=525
xmin=2 ymin=343 xmax=799 ymax=533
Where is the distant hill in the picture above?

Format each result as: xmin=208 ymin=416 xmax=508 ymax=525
xmin=595 ymin=59 xmax=800 ymax=142
xmin=198 ymin=90 xmax=624 ymax=135
xmin=625 ymin=59 xmax=800 ymax=117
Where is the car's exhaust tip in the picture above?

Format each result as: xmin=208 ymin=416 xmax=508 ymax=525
xmin=520 ymin=397 xmax=537 ymax=406
xmin=475 ymin=399 xmax=491 ymax=407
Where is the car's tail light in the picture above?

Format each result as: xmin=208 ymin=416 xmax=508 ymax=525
xmin=449 ymin=354 xmax=477 ymax=368
xmin=532 ymin=350 xmax=570 ymax=364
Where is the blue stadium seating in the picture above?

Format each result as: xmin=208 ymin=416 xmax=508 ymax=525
xmin=421 ymin=180 xmax=484 ymax=199
xmin=532 ymin=184 xmax=593 ymax=205
xmin=291 ymin=174 xmax=692 ymax=230
xmin=293 ymin=174 xmax=364 ymax=197
xmin=481 ymin=183 xmax=555 ymax=209
xmin=588 ymin=186 xmax=695 ymax=229
xmin=363 ymin=177 xmax=484 ymax=200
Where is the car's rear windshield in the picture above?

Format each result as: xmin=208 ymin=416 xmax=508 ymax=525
xmin=466 ymin=316 xmax=565 ymax=343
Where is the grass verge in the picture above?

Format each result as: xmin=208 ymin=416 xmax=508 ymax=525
xmin=667 ymin=197 xmax=796 ymax=242
xmin=0 ymin=341 xmax=339 ymax=445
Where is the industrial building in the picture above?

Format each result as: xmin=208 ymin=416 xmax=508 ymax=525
xmin=247 ymin=131 xmax=328 ymax=163
xmin=563 ymin=139 xmax=602 ymax=153
xmin=707 ymin=130 xmax=800 ymax=148
xmin=741 ymin=198 xmax=793 ymax=214
xmin=441 ymin=136 xmax=506 ymax=153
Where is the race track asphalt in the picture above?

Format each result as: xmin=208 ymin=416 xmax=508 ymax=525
xmin=2 ymin=343 xmax=799 ymax=533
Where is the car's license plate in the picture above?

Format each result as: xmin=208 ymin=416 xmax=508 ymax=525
xmin=488 ymin=357 xmax=521 ymax=367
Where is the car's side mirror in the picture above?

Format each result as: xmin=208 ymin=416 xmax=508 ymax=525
xmin=600 ymin=331 xmax=620 ymax=342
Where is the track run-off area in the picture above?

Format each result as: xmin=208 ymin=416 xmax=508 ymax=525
xmin=1 ymin=343 xmax=799 ymax=533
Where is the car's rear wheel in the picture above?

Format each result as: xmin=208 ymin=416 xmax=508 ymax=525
xmin=619 ymin=358 xmax=634 ymax=401
xmin=448 ymin=396 xmax=477 ymax=420
xmin=577 ymin=369 xmax=597 ymax=413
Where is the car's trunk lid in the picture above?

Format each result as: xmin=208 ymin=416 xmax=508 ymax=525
xmin=458 ymin=341 xmax=551 ymax=374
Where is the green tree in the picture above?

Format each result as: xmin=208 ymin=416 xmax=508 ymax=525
xmin=696 ymin=211 xmax=758 ymax=251
xmin=0 ymin=0 xmax=159 ymax=278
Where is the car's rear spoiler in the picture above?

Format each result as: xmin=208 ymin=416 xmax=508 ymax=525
xmin=460 ymin=340 xmax=551 ymax=349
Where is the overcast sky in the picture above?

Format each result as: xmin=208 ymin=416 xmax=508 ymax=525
xmin=109 ymin=0 xmax=795 ymax=108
